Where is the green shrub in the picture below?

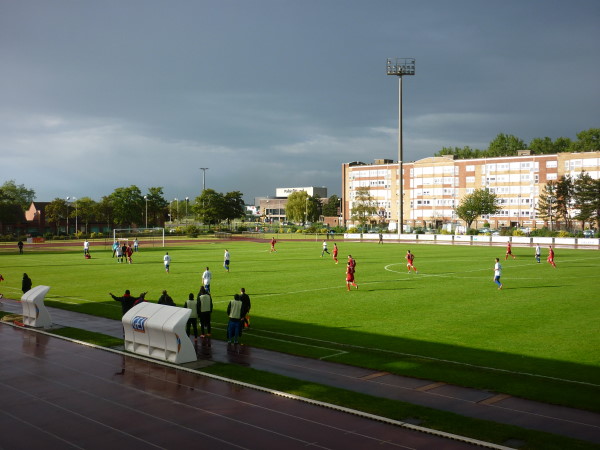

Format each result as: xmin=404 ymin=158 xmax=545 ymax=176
xmin=466 ymin=228 xmax=479 ymax=235
xmin=184 ymin=225 xmax=200 ymax=237
xmin=557 ymin=230 xmax=573 ymax=238
xmin=512 ymin=229 xmax=525 ymax=237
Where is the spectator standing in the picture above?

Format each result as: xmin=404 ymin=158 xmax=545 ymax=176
xmin=202 ymin=266 xmax=212 ymax=294
xmin=226 ymin=294 xmax=247 ymax=345
xmin=535 ymin=244 xmax=541 ymax=263
xmin=239 ymin=288 xmax=251 ymax=333
xmin=184 ymin=293 xmax=199 ymax=342
xmin=18 ymin=240 xmax=24 ymax=254
xmin=158 ymin=290 xmax=176 ymax=306
xmin=22 ymin=273 xmax=32 ymax=293
xmin=197 ymin=286 xmax=213 ymax=340
xmin=133 ymin=238 xmax=139 ymax=252
xmin=109 ymin=290 xmax=135 ymax=316
xmin=83 ymin=240 xmax=90 ymax=255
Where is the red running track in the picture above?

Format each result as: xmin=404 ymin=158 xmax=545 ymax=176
xmin=0 ymin=324 xmax=484 ymax=450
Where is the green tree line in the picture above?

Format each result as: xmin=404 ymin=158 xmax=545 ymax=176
xmin=434 ymin=128 xmax=599 ymax=159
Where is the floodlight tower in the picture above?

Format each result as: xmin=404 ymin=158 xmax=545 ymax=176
xmin=199 ymin=168 xmax=209 ymax=192
xmin=387 ymin=58 xmax=415 ymax=236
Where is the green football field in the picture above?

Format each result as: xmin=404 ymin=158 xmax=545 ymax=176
xmin=1 ymin=238 xmax=599 ymax=411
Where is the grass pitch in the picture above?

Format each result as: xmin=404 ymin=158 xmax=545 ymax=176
xmin=1 ymin=238 xmax=599 ymax=411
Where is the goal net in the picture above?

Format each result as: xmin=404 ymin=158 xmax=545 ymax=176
xmin=113 ymin=227 xmax=165 ymax=247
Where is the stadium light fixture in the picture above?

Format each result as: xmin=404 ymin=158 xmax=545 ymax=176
xmin=387 ymin=57 xmax=415 ymax=236
xmin=144 ymin=195 xmax=148 ymax=228
xmin=200 ymin=168 xmax=209 ymax=192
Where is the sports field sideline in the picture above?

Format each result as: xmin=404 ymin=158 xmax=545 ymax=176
xmin=0 ymin=237 xmax=599 ymax=412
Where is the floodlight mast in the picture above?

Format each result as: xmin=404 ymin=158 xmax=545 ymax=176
xmin=387 ymin=58 xmax=415 ymax=236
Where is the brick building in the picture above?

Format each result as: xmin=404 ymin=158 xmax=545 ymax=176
xmin=342 ymin=151 xmax=600 ymax=230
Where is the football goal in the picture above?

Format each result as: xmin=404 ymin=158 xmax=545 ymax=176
xmin=113 ymin=227 xmax=165 ymax=247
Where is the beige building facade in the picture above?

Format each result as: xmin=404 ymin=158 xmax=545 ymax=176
xmin=342 ymin=151 xmax=600 ymax=230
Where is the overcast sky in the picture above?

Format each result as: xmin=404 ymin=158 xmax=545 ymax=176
xmin=1 ymin=0 xmax=599 ymax=204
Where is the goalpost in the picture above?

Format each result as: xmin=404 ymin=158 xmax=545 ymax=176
xmin=113 ymin=227 xmax=165 ymax=247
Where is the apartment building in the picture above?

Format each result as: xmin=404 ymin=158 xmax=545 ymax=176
xmin=342 ymin=151 xmax=600 ymax=230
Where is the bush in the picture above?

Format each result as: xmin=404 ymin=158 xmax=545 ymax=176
xmin=529 ymin=228 xmax=552 ymax=237
xmin=184 ymin=225 xmax=200 ymax=238
xmin=466 ymin=228 xmax=479 ymax=235
xmin=512 ymin=229 xmax=525 ymax=237
xmin=557 ymin=230 xmax=573 ymax=238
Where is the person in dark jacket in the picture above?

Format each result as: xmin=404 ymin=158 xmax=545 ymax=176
xmin=109 ymin=289 xmax=135 ymax=316
xmin=158 ymin=289 xmax=176 ymax=306
xmin=197 ymin=286 xmax=213 ymax=338
xmin=239 ymin=288 xmax=251 ymax=335
xmin=22 ymin=273 xmax=32 ymax=293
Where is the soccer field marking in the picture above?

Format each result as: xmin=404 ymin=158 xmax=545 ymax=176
xmin=384 ymin=255 xmax=600 ymax=280
xmin=244 ymin=328 xmax=600 ymax=388
xmin=210 ymin=323 xmax=349 ymax=359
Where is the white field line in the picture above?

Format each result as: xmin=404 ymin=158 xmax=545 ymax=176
xmin=210 ymin=324 xmax=348 ymax=360
xmin=384 ymin=255 xmax=600 ymax=279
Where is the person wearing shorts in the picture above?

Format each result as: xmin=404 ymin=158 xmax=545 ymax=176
xmin=547 ymin=245 xmax=557 ymax=268
xmin=493 ymin=258 xmax=503 ymax=290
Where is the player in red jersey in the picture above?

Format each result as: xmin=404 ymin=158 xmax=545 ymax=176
xmin=270 ymin=237 xmax=277 ymax=252
xmin=505 ymin=241 xmax=516 ymax=260
xmin=405 ymin=250 xmax=418 ymax=273
xmin=346 ymin=262 xmax=358 ymax=291
xmin=332 ymin=243 xmax=338 ymax=264
xmin=547 ymin=245 xmax=557 ymax=268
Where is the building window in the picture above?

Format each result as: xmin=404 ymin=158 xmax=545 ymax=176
xmin=546 ymin=160 xmax=557 ymax=168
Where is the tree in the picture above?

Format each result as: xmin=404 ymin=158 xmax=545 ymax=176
xmin=350 ymin=187 xmax=377 ymax=230
xmin=96 ymin=196 xmax=114 ymax=231
xmin=536 ymin=181 xmax=559 ymax=230
xmin=528 ymin=136 xmax=572 ymax=155
xmin=193 ymin=189 xmax=225 ymax=225
xmin=306 ymin=195 xmax=319 ymax=223
xmin=109 ymin=186 xmax=144 ymax=227
xmin=569 ymin=128 xmax=600 ymax=153
xmin=322 ymin=195 xmax=341 ymax=217
xmin=555 ymin=175 xmax=574 ymax=230
xmin=45 ymin=198 xmax=68 ymax=234
xmin=0 ymin=180 xmax=36 ymax=223
xmin=573 ymin=172 xmax=600 ymax=230
xmin=486 ymin=133 xmax=526 ymax=157
xmin=223 ymin=191 xmax=246 ymax=224
xmin=285 ymin=191 xmax=310 ymax=224
xmin=145 ymin=187 xmax=168 ymax=227
xmin=74 ymin=197 xmax=98 ymax=234
xmin=455 ymin=188 xmax=500 ymax=229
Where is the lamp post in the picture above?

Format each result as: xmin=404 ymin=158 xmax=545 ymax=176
xmin=144 ymin=195 xmax=148 ymax=228
xmin=199 ymin=168 xmax=209 ymax=192
xmin=185 ymin=197 xmax=189 ymax=223
xmin=174 ymin=198 xmax=178 ymax=223
xmin=66 ymin=196 xmax=70 ymax=236
xmin=387 ymin=58 xmax=415 ymax=236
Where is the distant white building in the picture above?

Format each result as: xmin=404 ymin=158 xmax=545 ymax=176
xmin=257 ymin=186 xmax=329 ymax=223
xmin=275 ymin=187 xmax=327 ymax=198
